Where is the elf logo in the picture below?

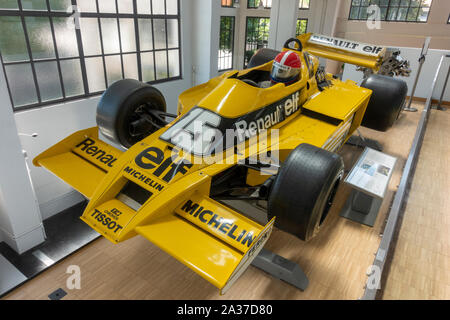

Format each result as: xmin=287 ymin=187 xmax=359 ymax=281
xmin=309 ymin=34 xmax=384 ymax=57
xmin=180 ymin=200 xmax=256 ymax=248
xmin=234 ymin=90 xmax=300 ymax=141
xmin=134 ymin=146 xmax=193 ymax=183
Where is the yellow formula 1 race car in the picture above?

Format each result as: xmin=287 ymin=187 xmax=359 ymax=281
xmin=34 ymin=33 xmax=408 ymax=294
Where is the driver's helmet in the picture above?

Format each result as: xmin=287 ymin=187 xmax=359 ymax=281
xmin=271 ymin=50 xmax=301 ymax=84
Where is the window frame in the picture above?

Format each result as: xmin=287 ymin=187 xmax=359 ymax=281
xmin=247 ymin=0 xmax=272 ymax=9
xmin=244 ymin=16 xmax=270 ymax=68
xmin=299 ymin=0 xmax=310 ymax=10
xmin=0 ymin=0 xmax=182 ymax=112
xmin=221 ymin=0 xmax=234 ymax=8
xmin=348 ymin=0 xmax=433 ymax=23
xmin=296 ymin=18 xmax=308 ymax=36
xmin=218 ymin=15 xmax=235 ymax=72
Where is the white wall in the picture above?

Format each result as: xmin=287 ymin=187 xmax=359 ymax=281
xmin=342 ymin=47 xmax=450 ymax=101
xmin=268 ymin=0 xmax=299 ymax=50
xmin=9 ymin=2 xmax=194 ymax=222
xmin=0 ymin=66 xmax=45 ymax=253
xmin=191 ymin=0 xmax=222 ymax=84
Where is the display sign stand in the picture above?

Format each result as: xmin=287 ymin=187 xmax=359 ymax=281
xmin=340 ymin=189 xmax=383 ymax=227
xmin=340 ymin=148 xmax=397 ymax=227
xmin=222 ymin=199 xmax=309 ymax=291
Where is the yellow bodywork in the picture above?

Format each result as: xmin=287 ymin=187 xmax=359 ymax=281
xmin=34 ymin=33 xmax=374 ymax=293
xmin=300 ymin=33 xmax=386 ymax=71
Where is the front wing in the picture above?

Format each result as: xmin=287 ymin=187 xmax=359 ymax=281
xmin=34 ymin=128 xmax=274 ymax=293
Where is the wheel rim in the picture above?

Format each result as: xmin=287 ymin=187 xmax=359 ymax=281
xmin=319 ymin=177 xmax=341 ymax=226
xmin=310 ymin=173 xmax=342 ymax=239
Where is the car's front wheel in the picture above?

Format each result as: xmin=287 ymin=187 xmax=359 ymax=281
xmin=96 ymin=79 xmax=166 ymax=149
xmin=268 ymin=143 xmax=344 ymax=241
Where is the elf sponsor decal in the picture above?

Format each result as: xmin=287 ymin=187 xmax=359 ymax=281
xmin=179 ymin=199 xmax=256 ymax=248
xmin=234 ymin=90 xmax=301 ymax=141
xmin=124 ymin=146 xmax=193 ymax=184
xmin=309 ymin=34 xmax=384 ymax=57
xmin=90 ymin=208 xmax=123 ymax=233
xmin=75 ymin=138 xmax=118 ymax=168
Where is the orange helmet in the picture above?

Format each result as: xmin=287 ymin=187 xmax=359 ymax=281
xmin=271 ymin=50 xmax=301 ymax=84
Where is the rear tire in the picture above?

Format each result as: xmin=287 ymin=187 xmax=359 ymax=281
xmin=247 ymin=48 xmax=280 ymax=69
xmin=268 ymin=144 xmax=344 ymax=241
xmin=96 ymin=79 xmax=166 ymax=149
xmin=360 ymin=74 xmax=407 ymax=131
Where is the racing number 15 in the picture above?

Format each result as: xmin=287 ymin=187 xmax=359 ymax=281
xmin=160 ymin=108 xmax=221 ymax=155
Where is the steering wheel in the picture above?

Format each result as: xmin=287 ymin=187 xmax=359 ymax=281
xmin=242 ymin=79 xmax=259 ymax=87
xmin=283 ymin=38 xmax=303 ymax=51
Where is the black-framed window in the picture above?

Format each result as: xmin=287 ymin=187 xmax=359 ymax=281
xmin=221 ymin=0 xmax=234 ymax=8
xmin=349 ymin=0 xmax=432 ymax=22
xmin=218 ymin=16 xmax=235 ymax=71
xmin=248 ymin=0 xmax=272 ymax=9
xmin=296 ymin=18 xmax=308 ymax=35
xmin=244 ymin=16 xmax=270 ymax=67
xmin=0 ymin=0 xmax=181 ymax=111
xmin=299 ymin=0 xmax=310 ymax=9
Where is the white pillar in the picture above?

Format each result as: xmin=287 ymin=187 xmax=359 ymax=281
xmin=0 ymin=67 xmax=45 ymax=254
xmin=268 ymin=0 xmax=299 ymax=51
xmin=191 ymin=0 xmax=221 ymax=85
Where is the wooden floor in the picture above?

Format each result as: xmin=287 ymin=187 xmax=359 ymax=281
xmin=382 ymin=107 xmax=450 ymax=300
xmin=4 ymin=101 xmax=441 ymax=300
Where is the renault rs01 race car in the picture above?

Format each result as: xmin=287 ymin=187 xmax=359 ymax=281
xmin=34 ymin=33 xmax=408 ymax=294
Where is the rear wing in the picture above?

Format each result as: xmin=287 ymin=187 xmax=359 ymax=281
xmin=299 ymin=33 xmax=386 ymax=71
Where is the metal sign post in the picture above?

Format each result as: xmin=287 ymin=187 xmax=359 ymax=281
xmin=431 ymin=54 xmax=449 ymax=111
xmin=404 ymin=37 xmax=431 ymax=112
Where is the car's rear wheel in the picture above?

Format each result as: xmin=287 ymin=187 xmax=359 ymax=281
xmin=268 ymin=143 xmax=344 ymax=241
xmin=246 ymin=48 xmax=280 ymax=69
xmin=96 ymin=79 xmax=166 ymax=149
xmin=360 ymin=74 xmax=408 ymax=131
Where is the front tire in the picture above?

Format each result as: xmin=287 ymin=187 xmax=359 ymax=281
xmin=268 ymin=144 xmax=344 ymax=241
xmin=96 ymin=79 xmax=166 ymax=148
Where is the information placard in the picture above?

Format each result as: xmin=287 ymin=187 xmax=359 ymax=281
xmin=345 ymin=147 xmax=397 ymax=199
